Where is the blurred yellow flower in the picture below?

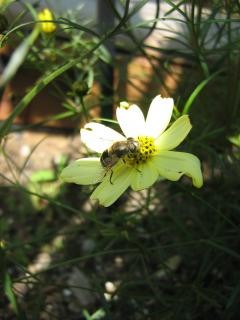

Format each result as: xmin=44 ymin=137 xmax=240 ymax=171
xmin=38 ymin=8 xmax=56 ymax=33
xmin=61 ymin=95 xmax=203 ymax=207
xmin=0 ymin=239 xmax=6 ymax=249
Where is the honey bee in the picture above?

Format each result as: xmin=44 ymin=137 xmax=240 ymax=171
xmin=100 ymin=137 xmax=139 ymax=183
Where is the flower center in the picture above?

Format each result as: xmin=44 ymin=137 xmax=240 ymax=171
xmin=124 ymin=136 xmax=156 ymax=166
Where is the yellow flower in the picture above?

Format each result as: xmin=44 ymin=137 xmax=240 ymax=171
xmin=60 ymin=95 xmax=203 ymax=207
xmin=38 ymin=8 xmax=56 ymax=34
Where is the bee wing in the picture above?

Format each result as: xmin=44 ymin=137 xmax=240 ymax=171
xmin=81 ymin=122 xmax=125 ymax=153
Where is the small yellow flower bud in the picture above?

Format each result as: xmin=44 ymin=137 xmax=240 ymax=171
xmin=38 ymin=8 xmax=56 ymax=34
xmin=72 ymin=80 xmax=89 ymax=96
xmin=0 ymin=239 xmax=6 ymax=249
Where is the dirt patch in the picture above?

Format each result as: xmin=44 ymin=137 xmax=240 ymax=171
xmin=0 ymin=130 xmax=81 ymax=184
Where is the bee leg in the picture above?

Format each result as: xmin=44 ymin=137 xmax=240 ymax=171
xmin=134 ymin=167 xmax=142 ymax=175
xmin=109 ymin=170 xmax=114 ymax=184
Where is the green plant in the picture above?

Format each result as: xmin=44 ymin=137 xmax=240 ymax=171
xmin=0 ymin=1 xmax=240 ymax=319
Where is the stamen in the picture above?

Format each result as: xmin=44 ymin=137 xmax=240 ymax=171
xmin=124 ymin=136 xmax=156 ymax=167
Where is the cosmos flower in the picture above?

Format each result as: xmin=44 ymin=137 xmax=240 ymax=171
xmin=60 ymin=95 xmax=203 ymax=207
xmin=38 ymin=8 xmax=56 ymax=33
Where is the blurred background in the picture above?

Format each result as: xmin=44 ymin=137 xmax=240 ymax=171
xmin=0 ymin=1 xmax=240 ymax=319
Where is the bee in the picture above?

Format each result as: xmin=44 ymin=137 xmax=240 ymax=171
xmin=100 ymin=137 xmax=139 ymax=183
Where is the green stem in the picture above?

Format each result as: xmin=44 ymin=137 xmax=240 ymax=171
xmin=0 ymin=26 xmax=40 ymax=87
xmin=0 ymin=0 xmax=131 ymax=140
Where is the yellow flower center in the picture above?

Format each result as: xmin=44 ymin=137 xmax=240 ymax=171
xmin=124 ymin=136 xmax=156 ymax=166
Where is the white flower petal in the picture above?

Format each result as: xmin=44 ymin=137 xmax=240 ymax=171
xmin=152 ymin=151 xmax=203 ymax=188
xmin=146 ymin=95 xmax=174 ymax=138
xmin=81 ymin=122 xmax=125 ymax=153
xmin=91 ymin=163 xmax=134 ymax=207
xmin=131 ymin=162 xmax=159 ymax=191
xmin=155 ymin=115 xmax=192 ymax=151
xmin=60 ymin=158 xmax=103 ymax=185
xmin=116 ymin=104 xmax=146 ymax=138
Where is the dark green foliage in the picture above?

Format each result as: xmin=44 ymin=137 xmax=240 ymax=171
xmin=0 ymin=0 xmax=240 ymax=319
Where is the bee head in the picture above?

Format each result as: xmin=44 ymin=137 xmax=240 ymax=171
xmin=126 ymin=138 xmax=139 ymax=152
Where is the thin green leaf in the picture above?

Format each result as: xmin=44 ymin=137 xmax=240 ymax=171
xmin=127 ymin=0 xmax=149 ymax=19
xmin=164 ymin=0 xmax=190 ymax=23
xmin=4 ymin=273 xmax=19 ymax=315
xmin=0 ymin=26 xmax=40 ymax=87
xmin=226 ymin=279 xmax=240 ymax=309
xmin=0 ymin=22 xmax=36 ymax=46
xmin=202 ymin=240 xmax=240 ymax=260
xmin=0 ymin=41 xmax=103 ymax=140
xmin=57 ymin=18 xmax=100 ymax=37
xmin=30 ymin=170 xmax=56 ymax=183
xmin=182 ymin=69 xmax=223 ymax=114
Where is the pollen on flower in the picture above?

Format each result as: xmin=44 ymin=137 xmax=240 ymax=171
xmin=124 ymin=136 xmax=156 ymax=166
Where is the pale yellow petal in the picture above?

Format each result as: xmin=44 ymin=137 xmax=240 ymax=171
xmin=91 ymin=163 xmax=134 ymax=207
xmin=152 ymin=151 xmax=203 ymax=188
xmin=81 ymin=122 xmax=125 ymax=153
xmin=116 ymin=104 xmax=146 ymax=138
xmin=60 ymin=158 xmax=103 ymax=185
xmin=131 ymin=161 xmax=159 ymax=191
xmin=155 ymin=115 xmax=192 ymax=151
xmin=146 ymin=95 xmax=174 ymax=138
